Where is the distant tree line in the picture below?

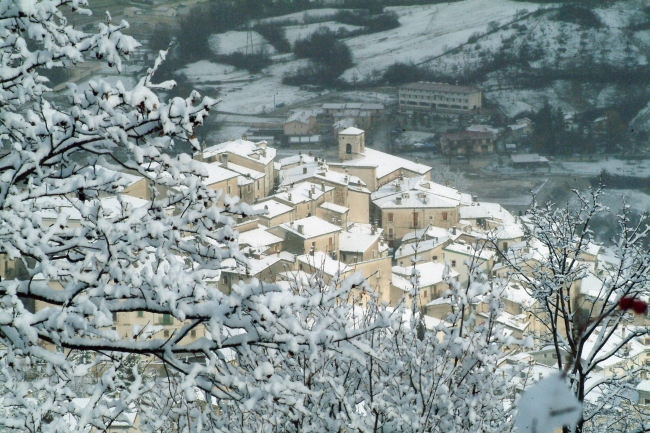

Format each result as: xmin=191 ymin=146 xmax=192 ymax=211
xmin=519 ymin=101 xmax=640 ymax=156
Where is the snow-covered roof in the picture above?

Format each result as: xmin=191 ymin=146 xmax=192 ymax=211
xmin=496 ymin=281 xmax=536 ymax=308
xmin=285 ymin=109 xmax=318 ymax=124
xmin=395 ymin=237 xmax=446 ymax=260
xmin=459 ymin=201 xmax=516 ymax=224
xmin=279 ymin=162 xmax=370 ymax=192
xmin=372 ymin=177 xmax=468 ymax=209
xmin=320 ymin=202 xmax=349 ymax=214
xmin=637 ymin=380 xmax=650 ymax=393
xmin=251 ymin=199 xmax=293 ymax=219
xmin=402 ymin=82 xmax=480 ymax=94
xmin=511 ymin=154 xmax=549 ymax=164
xmin=221 ymin=255 xmax=282 ymax=276
xmin=494 ymin=223 xmax=525 ymax=240
xmin=401 ymin=225 xmax=454 ymax=243
xmin=334 ymin=118 xmax=356 ymax=129
xmin=335 ymin=147 xmax=431 ymax=180
xmin=200 ymin=139 xmax=276 ymax=165
xmin=297 ymin=251 xmax=352 ymax=276
xmin=443 ymin=242 xmax=495 ymax=261
xmin=238 ymin=228 xmax=283 ymax=248
xmin=478 ymin=311 xmax=529 ymax=332
xmin=339 ymin=231 xmax=379 ymax=254
xmin=345 ymin=222 xmax=383 ymax=236
xmin=280 ymin=216 xmax=342 ymax=239
xmin=279 ymin=154 xmax=315 ymax=167
xmin=339 ymin=126 xmax=365 ymax=135
xmin=466 ymin=124 xmax=500 ymax=134
xmin=273 ymin=181 xmax=334 ymax=204
xmin=372 ymin=176 xmax=471 ymax=204
xmin=200 ymin=161 xmax=239 ymax=185
xmin=224 ymin=162 xmax=265 ymax=180
xmin=392 ymin=262 xmax=458 ymax=289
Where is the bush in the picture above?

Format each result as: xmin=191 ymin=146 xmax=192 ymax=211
xmin=255 ymin=23 xmax=291 ymax=53
xmin=382 ymin=62 xmax=425 ymax=85
xmin=215 ymin=48 xmax=272 ymax=73
xmin=287 ymin=28 xmax=353 ymax=85
xmin=293 ymin=27 xmax=353 ymax=71
xmin=552 ymin=5 xmax=603 ymax=28
xmin=334 ymin=10 xmax=400 ymax=33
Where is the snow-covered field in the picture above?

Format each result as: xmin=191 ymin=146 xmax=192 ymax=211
xmin=209 ymin=31 xmax=275 ymax=55
xmin=341 ymin=0 xmax=540 ymax=81
xmin=284 ymin=21 xmax=362 ymax=45
xmin=552 ymin=158 xmax=650 ymax=177
xmin=260 ymin=8 xmax=341 ymax=24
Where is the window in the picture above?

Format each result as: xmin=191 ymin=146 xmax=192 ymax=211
xmin=451 ymin=260 xmax=456 ymax=267
xmin=412 ymin=212 xmax=419 ymax=228
xmin=311 ymin=241 xmax=316 ymax=248
xmin=190 ymin=330 xmax=197 ymax=338
xmin=503 ymin=242 xmax=509 ymax=249
xmin=164 ymin=329 xmax=170 ymax=338
xmin=442 ymin=212 xmax=448 ymax=221
xmin=346 ymin=143 xmax=352 ymax=154
xmin=137 ymin=311 xmax=144 ymax=318
xmin=432 ymin=255 xmax=438 ymax=261
xmin=257 ymin=180 xmax=260 ymax=190
xmin=222 ymin=276 xmax=228 ymax=284
xmin=388 ymin=213 xmax=394 ymax=222
xmin=328 ymin=237 xmax=333 ymax=251
xmin=423 ymin=291 xmax=427 ymax=299
xmin=161 ymin=314 xmax=173 ymax=325
xmin=227 ymin=185 xmax=231 ymax=194
xmin=388 ymin=228 xmax=394 ymax=239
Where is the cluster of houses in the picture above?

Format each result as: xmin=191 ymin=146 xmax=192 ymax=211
xmin=2 ymin=115 xmax=648 ymax=430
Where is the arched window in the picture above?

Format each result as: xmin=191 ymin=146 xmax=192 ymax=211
xmin=346 ymin=143 xmax=352 ymax=154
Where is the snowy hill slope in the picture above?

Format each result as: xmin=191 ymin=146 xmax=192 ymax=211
xmin=178 ymin=0 xmax=650 ymax=117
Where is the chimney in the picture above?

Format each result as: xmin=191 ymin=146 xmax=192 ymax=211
xmin=396 ymin=196 xmax=402 ymax=205
xmin=452 ymin=226 xmax=457 ymax=235
xmin=298 ymin=225 xmax=304 ymax=234
xmin=311 ymin=185 xmax=315 ymax=195
xmin=358 ymin=180 xmax=362 ymax=188
xmin=288 ymin=193 xmax=292 ymax=201
xmin=222 ymin=153 xmax=228 ymax=168
xmin=303 ymin=167 xmax=307 ymax=174
xmin=371 ymin=225 xmax=376 ymax=235
xmin=290 ymin=221 xmax=294 ymax=229
xmin=321 ymin=181 xmax=325 ymax=191
xmin=309 ymin=190 xmax=313 ymax=199
xmin=264 ymin=205 xmax=268 ymax=210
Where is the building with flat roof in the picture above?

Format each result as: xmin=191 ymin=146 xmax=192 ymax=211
xmin=399 ymin=82 xmax=482 ymax=114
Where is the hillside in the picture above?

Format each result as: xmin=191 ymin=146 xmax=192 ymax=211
xmin=172 ymin=0 xmax=650 ymax=128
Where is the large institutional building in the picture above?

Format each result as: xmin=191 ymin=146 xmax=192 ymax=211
xmin=398 ymin=82 xmax=482 ymax=114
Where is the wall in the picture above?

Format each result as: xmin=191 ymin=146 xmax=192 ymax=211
xmin=378 ymin=206 xmax=459 ymax=243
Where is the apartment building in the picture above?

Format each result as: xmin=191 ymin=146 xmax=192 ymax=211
xmin=399 ymin=82 xmax=482 ymax=114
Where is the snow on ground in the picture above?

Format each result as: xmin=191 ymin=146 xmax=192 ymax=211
xmin=337 ymin=90 xmax=396 ymax=104
xmin=284 ymin=22 xmax=363 ymax=45
xmin=486 ymin=86 xmax=574 ymax=118
xmin=339 ymin=0 xmax=540 ymax=81
xmin=260 ymin=8 xmax=341 ymax=24
xmin=552 ymin=158 xmax=650 ymax=177
xmin=209 ymin=31 xmax=275 ymax=55
xmin=603 ymin=189 xmax=650 ymax=213
xmin=180 ymin=61 xmax=251 ymax=83
xmin=594 ymin=1 xmax=637 ymax=28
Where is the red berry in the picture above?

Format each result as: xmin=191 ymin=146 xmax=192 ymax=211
xmin=632 ymin=299 xmax=648 ymax=315
xmin=618 ymin=297 xmax=634 ymax=310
